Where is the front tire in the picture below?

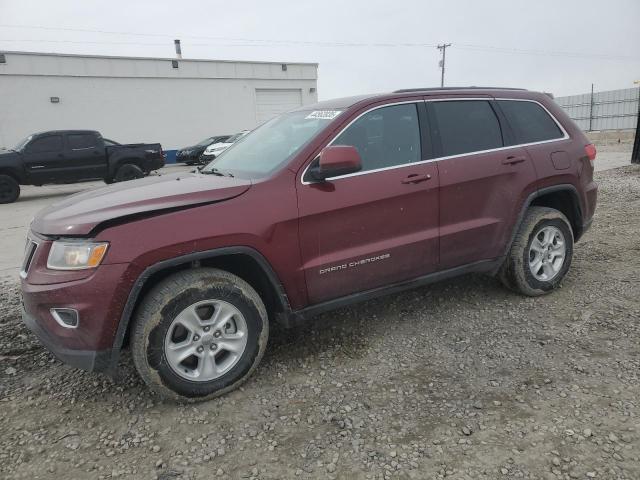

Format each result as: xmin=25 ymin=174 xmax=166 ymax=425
xmin=499 ymin=207 xmax=574 ymax=296
xmin=0 ymin=175 xmax=20 ymax=204
xmin=131 ymin=268 xmax=269 ymax=402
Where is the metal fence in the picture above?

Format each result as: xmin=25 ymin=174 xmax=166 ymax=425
xmin=555 ymin=87 xmax=640 ymax=131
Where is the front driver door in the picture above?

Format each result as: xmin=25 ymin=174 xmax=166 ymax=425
xmin=296 ymin=101 xmax=440 ymax=305
xmin=22 ymin=134 xmax=65 ymax=184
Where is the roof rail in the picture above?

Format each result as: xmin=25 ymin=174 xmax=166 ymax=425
xmin=393 ymin=87 xmax=527 ymax=93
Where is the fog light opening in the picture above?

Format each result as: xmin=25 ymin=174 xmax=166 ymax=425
xmin=50 ymin=308 xmax=79 ymax=329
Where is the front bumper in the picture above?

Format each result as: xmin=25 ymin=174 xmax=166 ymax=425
xmin=21 ymin=260 xmax=134 ymax=373
xmin=22 ymin=307 xmax=112 ymax=371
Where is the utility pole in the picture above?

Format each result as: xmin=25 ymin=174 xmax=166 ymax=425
xmin=437 ymin=43 xmax=451 ymax=88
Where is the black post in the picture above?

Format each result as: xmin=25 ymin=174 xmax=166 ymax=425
xmin=588 ymin=83 xmax=594 ymax=132
xmin=632 ymin=86 xmax=640 ymax=164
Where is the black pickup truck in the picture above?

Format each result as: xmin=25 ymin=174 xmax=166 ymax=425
xmin=0 ymin=130 xmax=164 ymax=203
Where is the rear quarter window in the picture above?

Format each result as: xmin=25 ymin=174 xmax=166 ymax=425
xmin=497 ymin=100 xmax=564 ymax=144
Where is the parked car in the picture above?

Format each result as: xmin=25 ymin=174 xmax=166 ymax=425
xmin=176 ymin=135 xmax=231 ymax=165
xmin=199 ymin=130 xmax=250 ymax=163
xmin=20 ymin=88 xmax=597 ymax=401
xmin=0 ymin=130 xmax=164 ymax=203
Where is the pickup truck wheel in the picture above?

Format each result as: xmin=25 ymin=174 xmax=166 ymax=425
xmin=131 ymin=268 xmax=269 ymax=402
xmin=0 ymin=175 xmax=20 ymax=204
xmin=114 ymin=164 xmax=144 ymax=182
xmin=499 ymin=206 xmax=573 ymax=296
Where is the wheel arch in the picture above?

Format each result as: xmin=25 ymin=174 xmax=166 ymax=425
xmin=529 ymin=187 xmax=583 ymax=240
xmin=109 ymin=157 xmax=144 ymax=176
xmin=502 ymin=185 xmax=584 ymax=262
xmin=0 ymin=168 xmax=23 ymax=184
xmin=107 ymin=246 xmax=290 ymax=372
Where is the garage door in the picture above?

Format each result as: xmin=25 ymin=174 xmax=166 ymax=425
xmin=255 ymin=89 xmax=303 ymax=124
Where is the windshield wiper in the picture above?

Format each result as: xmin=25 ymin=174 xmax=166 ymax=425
xmin=200 ymin=167 xmax=234 ymax=177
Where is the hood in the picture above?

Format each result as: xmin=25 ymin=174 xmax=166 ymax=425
xmin=0 ymin=150 xmax=19 ymax=162
xmin=32 ymin=172 xmax=251 ymax=236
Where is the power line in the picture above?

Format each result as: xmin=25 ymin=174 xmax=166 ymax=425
xmin=0 ymin=24 xmax=438 ymax=48
xmin=0 ymin=38 xmax=437 ymax=48
xmin=456 ymin=43 xmax=636 ymax=61
xmin=0 ymin=24 xmax=638 ymax=61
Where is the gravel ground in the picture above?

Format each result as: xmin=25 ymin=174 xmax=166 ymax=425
xmin=1 ymin=165 xmax=639 ymax=480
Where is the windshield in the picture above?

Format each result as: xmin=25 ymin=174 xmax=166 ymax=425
xmin=202 ymin=111 xmax=341 ymax=178
xmin=14 ymin=135 xmax=32 ymax=151
xmin=196 ymin=137 xmax=215 ymax=146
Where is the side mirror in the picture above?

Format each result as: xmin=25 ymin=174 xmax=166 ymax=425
xmin=311 ymin=145 xmax=362 ymax=181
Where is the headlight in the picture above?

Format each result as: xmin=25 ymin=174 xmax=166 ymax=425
xmin=47 ymin=241 xmax=109 ymax=270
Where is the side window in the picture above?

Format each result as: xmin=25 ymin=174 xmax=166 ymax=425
xmin=25 ymin=135 xmax=63 ymax=154
xmin=68 ymin=134 xmax=99 ymax=150
xmin=332 ymin=103 xmax=421 ymax=172
xmin=498 ymin=100 xmax=564 ymax=144
xmin=430 ymin=100 xmax=503 ymax=157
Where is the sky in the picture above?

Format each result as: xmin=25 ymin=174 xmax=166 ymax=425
xmin=1 ymin=0 xmax=639 ymax=100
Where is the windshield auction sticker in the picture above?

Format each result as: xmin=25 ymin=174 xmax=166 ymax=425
xmin=305 ymin=110 xmax=342 ymax=120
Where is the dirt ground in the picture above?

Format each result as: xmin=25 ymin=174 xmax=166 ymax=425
xmin=1 ymin=165 xmax=639 ymax=480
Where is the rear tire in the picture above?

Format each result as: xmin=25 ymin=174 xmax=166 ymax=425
xmin=499 ymin=207 xmax=574 ymax=296
xmin=0 ymin=175 xmax=20 ymax=204
xmin=131 ymin=268 xmax=269 ymax=402
xmin=113 ymin=163 xmax=144 ymax=182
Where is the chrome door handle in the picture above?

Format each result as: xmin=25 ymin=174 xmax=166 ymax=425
xmin=502 ymin=156 xmax=526 ymax=165
xmin=401 ymin=173 xmax=432 ymax=184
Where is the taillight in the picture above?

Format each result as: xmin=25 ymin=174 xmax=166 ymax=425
xmin=585 ymin=143 xmax=596 ymax=161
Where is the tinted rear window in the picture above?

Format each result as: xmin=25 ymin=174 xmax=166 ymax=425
xmin=430 ymin=100 xmax=503 ymax=156
xmin=68 ymin=134 xmax=99 ymax=149
xmin=498 ymin=100 xmax=564 ymax=144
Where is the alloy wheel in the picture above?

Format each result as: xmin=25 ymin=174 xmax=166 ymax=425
xmin=164 ymin=300 xmax=248 ymax=381
xmin=528 ymin=225 xmax=566 ymax=282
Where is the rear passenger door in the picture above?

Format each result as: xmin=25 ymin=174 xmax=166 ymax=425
xmin=426 ymin=98 xmax=538 ymax=269
xmin=65 ymin=133 xmax=108 ymax=181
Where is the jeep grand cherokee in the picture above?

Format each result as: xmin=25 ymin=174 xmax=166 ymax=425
xmin=20 ymin=87 xmax=598 ymax=401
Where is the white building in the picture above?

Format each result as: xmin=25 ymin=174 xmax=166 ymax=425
xmin=0 ymin=51 xmax=318 ymax=161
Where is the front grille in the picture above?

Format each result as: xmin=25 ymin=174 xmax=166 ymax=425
xmin=20 ymin=240 xmax=38 ymax=278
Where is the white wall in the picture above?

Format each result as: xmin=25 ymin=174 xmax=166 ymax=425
xmin=0 ymin=76 xmax=317 ymax=149
xmin=0 ymin=52 xmax=318 ymax=150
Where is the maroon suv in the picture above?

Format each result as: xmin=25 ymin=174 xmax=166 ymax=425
xmin=20 ymin=87 xmax=598 ymax=401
